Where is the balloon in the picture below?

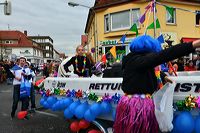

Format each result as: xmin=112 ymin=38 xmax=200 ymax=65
xmin=69 ymin=100 xmax=81 ymax=115
xmin=88 ymin=129 xmax=102 ymax=133
xmin=195 ymin=115 xmax=200 ymax=133
xmin=84 ymin=109 xmax=95 ymax=122
xmin=64 ymin=108 xmax=73 ymax=119
xmin=112 ymin=109 xmax=116 ymax=121
xmin=17 ymin=111 xmax=28 ymax=119
xmin=51 ymin=103 xmax=58 ymax=111
xmin=90 ymin=103 xmax=101 ymax=116
xmin=63 ymin=98 xmax=73 ymax=109
xmin=75 ymin=102 xmax=89 ymax=119
xmin=40 ymin=97 xmax=46 ymax=106
xmin=79 ymin=119 xmax=90 ymax=129
xmin=101 ymin=101 xmax=112 ymax=114
xmin=47 ymin=96 xmax=57 ymax=107
xmin=174 ymin=111 xmax=194 ymax=133
xmin=70 ymin=121 xmax=80 ymax=132
xmin=43 ymin=101 xmax=50 ymax=109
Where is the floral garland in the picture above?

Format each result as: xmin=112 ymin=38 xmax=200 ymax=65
xmin=176 ymin=94 xmax=200 ymax=111
xmin=39 ymin=88 xmax=121 ymax=104
xmin=75 ymin=54 xmax=86 ymax=74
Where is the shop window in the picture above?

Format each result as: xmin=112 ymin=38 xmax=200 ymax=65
xmin=166 ymin=9 xmax=176 ymax=24
xmin=46 ymin=53 xmax=49 ymax=57
xmin=196 ymin=10 xmax=200 ymax=26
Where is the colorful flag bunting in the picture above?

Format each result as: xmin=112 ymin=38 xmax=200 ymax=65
xmin=130 ymin=23 xmax=138 ymax=36
xmin=147 ymin=19 xmax=161 ymax=29
xmin=110 ymin=46 xmax=116 ymax=59
xmin=120 ymin=35 xmax=126 ymax=45
xmin=101 ymin=54 xmax=107 ymax=64
xmin=157 ymin=34 xmax=165 ymax=43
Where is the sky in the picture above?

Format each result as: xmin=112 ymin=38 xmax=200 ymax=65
xmin=0 ymin=0 xmax=95 ymax=56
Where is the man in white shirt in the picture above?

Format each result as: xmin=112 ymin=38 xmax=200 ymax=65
xmin=11 ymin=56 xmax=29 ymax=119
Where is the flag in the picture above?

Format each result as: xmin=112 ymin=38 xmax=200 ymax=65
xmin=120 ymin=35 xmax=126 ymax=45
xmin=101 ymin=54 xmax=107 ymax=64
xmin=130 ymin=23 xmax=138 ymax=36
xmin=139 ymin=13 xmax=146 ymax=24
xmin=165 ymin=5 xmax=174 ymax=17
xmin=147 ymin=19 xmax=161 ymax=29
xmin=110 ymin=46 xmax=116 ymax=59
xmin=157 ymin=34 xmax=165 ymax=43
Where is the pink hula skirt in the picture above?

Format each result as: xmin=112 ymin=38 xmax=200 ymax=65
xmin=113 ymin=95 xmax=159 ymax=133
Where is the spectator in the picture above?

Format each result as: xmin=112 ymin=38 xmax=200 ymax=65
xmin=184 ymin=60 xmax=197 ymax=71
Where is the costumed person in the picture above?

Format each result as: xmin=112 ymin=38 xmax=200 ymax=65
xmin=64 ymin=45 xmax=93 ymax=77
xmin=10 ymin=56 xmax=29 ymax=119
xmin=113 ymin=35 xmax=200 ymax=133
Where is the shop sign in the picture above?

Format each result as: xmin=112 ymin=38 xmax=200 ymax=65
xmin=100 ymin=38 xmax=133 ymax=46
xmin=20 ymin=50 xmax=31 ymax=55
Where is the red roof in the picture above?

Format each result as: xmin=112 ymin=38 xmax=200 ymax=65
xmin=0 ymin=30 xmax=34 ymax=47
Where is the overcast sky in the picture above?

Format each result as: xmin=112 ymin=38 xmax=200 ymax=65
xmin=0 ymin=0 xmax=95 ymax=56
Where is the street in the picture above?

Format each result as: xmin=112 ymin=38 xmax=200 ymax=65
xmin=0 ymin=81 xmax=70 ymax=133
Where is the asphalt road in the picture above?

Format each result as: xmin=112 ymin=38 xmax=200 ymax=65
xmin=0 ymin=81 xmax=71 ymax=133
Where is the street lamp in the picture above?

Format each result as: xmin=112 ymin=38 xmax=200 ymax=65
xmin=68 ymin=1 xmax=98 ymax=62
xmin=0 ymin=0 xmax=11 ymax=61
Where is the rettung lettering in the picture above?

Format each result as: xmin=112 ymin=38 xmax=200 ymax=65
xmin=89 ymin=83 xmax=122 ymax=91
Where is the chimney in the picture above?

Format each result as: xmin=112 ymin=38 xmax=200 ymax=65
xmin=24 ymin=30 xmax=27 ymax=36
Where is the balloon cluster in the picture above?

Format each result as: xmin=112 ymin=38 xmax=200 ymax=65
xmin=40 ymin=96 xmax=115 ymax=122
xmin=40 ymin=88 xmax=121 ymax=103
xmin=176 ymin=95 xmax=198 ymax=111
xmin=70 ymin=120 xmax=90 ymax=132
xmin=172 ymin=111 xmax=200 ymax=133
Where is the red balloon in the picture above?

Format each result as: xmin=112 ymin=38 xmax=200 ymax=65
xmin=79 ymin=119 xmax=90 ymax=129
xmin=70 ymin=121 xmax=80 ymax=132
xmin=88 ymin=129 xmax=102 ymax=133
xmin=17 ymin=111 xmax=28 ymax=119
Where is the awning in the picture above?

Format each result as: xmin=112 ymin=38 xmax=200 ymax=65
xmin=181 ymin=37 xmax=199 ymax=43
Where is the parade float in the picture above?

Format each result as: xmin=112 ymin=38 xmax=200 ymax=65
xmin=37 ymin=1 xmax=200 ymax=133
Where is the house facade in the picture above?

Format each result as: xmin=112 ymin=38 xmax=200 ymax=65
xmin=0 ymin=30 xmax=43 ymax=65
xmin=85 ymin=0 xmax=200 ymax=62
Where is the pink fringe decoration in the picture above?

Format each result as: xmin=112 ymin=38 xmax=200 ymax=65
xmin=113 ymin=96 xmax=159 ymax=133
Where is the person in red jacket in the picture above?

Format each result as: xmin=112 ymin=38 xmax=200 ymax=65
xmin=113 ymin=35 xmax=200 ymax=133
xmin=184 ymin=60 xmax=197 ymax=71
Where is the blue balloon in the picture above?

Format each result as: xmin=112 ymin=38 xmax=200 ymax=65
xmin=51 ymin=103 xmax=58 ymax=111
xmin=64 ymin=108 xmax=73 ymax=119
xmin=90 ymin=103 xmax=101 ymax=116
xmin=43 ymin=101 xmax=50 ymax=109
xmin=47 ymin=96 xmax=57 ymax=107
xmin=84 ymin=109 xmax=95 ymax=122
xmin=174 ymin=111 xmax=194 ymax=133
xmin=63 ymin=98 xmax=73 ymax=109
xmin=195 ymin=115 xmax=200 ymax=133
xmin=69 ymin=100 xmax=81 ymax=115
xmin=40 ymin=97 xmax=46 ymax=106
xmin=112 ymin=109 xmax=116 ymax=121
xmin=101 ymin=101 xmax=112 ymax=114
xmin=75 ymin=102 xmax=89 ymax=119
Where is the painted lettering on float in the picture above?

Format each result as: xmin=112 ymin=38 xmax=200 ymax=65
xmin=89 ymin=83 xmax=122 ymax=91
xmin=57 ymin=82 xmax=66 ymax=88
xmin=174 ymin=83 xmax=200 ymax=92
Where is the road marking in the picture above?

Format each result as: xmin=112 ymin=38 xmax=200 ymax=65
xmin=35 ymin=110 xmax=59 ymax=118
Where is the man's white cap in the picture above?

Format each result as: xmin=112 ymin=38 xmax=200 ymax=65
xmin=26 ymin=61 xmax=31 ymax=66
xmin=19 ymin=56 xmax=27 ymax=61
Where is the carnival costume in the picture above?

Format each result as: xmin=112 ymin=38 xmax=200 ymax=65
xmin=113 ymin=35 xmax=195 ymax=133
xmin=64 ymin=55 xmax=93 ymax=77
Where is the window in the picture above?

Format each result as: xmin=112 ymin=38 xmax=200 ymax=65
xmin=46 ymin=46 xmax=49 ymax=50
xmin=46 ymin=53 xmax=49 ymax=57
xmin=166 ymin=9 xmax=176 ymax=24
xmin=104 ymin=14 xmax=110 ymax=32
xmin=132 ymin=9 xmax=140 ymax=27
xmin=104 ymin=9 xmax=140 ymax=32
xmin=5 ymin=40 xmax=13 ymax=44
xmin=196 ymin=10 xmax=200 ymax=26
xmin=111 ymin=10 xmax=130 ymax=30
